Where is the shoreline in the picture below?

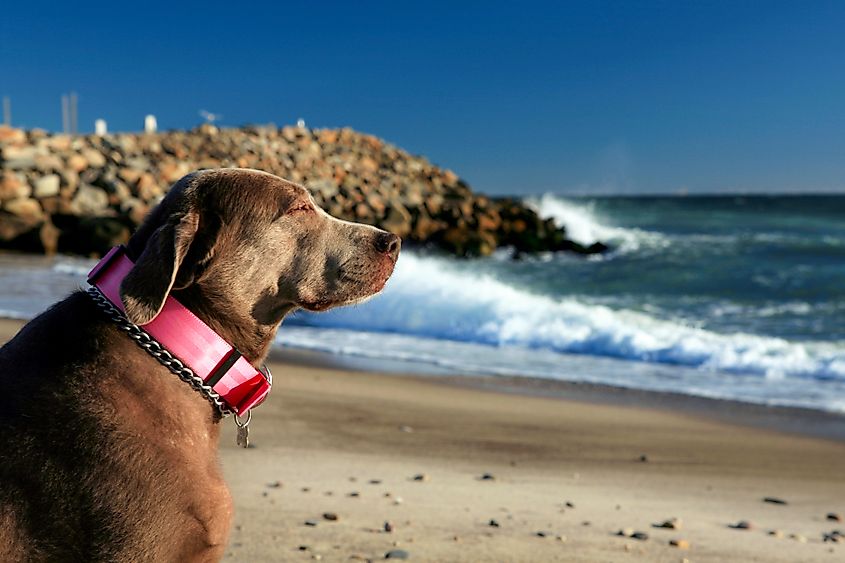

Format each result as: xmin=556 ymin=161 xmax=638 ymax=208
xmin=274 ymin=346 xmax=845 ymax=443
xmin=2 ymin=311 xmax=844 ymax=442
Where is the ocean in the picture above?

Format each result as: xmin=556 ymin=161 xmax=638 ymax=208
xmin=2 ymin=194 xmax=844 ymax=413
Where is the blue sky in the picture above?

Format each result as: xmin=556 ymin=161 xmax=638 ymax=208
xmin=2 ymin=1 xmax=844 ymax=195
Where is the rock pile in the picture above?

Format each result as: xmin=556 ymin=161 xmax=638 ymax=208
xmin=0 ymin=124 xmax=608 ymax=257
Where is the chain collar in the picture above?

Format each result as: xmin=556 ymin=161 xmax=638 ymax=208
xmin=86 ymin=285 xmax=235 ymax=418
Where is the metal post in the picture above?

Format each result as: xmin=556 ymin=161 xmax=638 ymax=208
xmin=70 ymin=92 xmax=78 ymax=135
xmin=61 ymin=94 xmax=70 ymax=133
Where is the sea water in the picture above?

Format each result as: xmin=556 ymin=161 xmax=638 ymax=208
xmin=2 ymin=195 xmax=844 ymax=412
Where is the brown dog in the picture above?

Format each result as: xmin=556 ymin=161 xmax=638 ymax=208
xmin=0 ymin=169 xmax=400 ymax=562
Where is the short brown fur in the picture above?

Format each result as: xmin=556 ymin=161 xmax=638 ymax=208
xmin=0 ymin=169 xmax=400 ymax=562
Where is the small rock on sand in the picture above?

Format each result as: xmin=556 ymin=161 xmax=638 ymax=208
xmin=828 ymin=513 xmax=843 ymax=522
xmin=322 ymin=513 xmax=339 ymax=521
xmin=729 ymin=520 xmax=753 ymax=530
xmin=266 ymin=481 xmax=282 ymax=488
xmin=489 ymin=519 xmax=500 ymax=528
xmin=348 ymin=491 xmax=360 ymax=497
xmin=412 ymin=473 xmax=429 ymax=482
xmin=384 ymin=549 xmax=410 ymax=559
xmin=479 ymin=472 xmax=496 ymax=481
xmin=617 ymin=528 xmax=634 ymax=537
xmin=763 ymin=497 xmax=788 ymax=505
xmin=384 ymin=521 xmax=394 ymax=533
xmin=535 ymin=531 xmax=552 ymax=538
xmin=639 ymin=454 xmax=649 ymax=462
xmin=304 ymin=520 xmax=318 ymax=527
xmin=669 ymin=539 xmax=690 ymax=550
xmin=565 ymin=501 xmax=575 ymax=508
xmin=789 ymin=533 xmax=808 ymax=543
xmin=768 ymin=530 xmax=784 ymax=538
xmin=630 ymin=532 xmax=649 ymax=541
xmin=369 ymin=479 xmax=382 ymax=485
xmin=653 ymin=517 xmax=682 ymax=530
xmin=823 ymin=530 xmax=844 ymax=543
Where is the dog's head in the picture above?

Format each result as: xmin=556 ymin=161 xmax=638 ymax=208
xmin=120 ymin=169 xmax=400 ymax=329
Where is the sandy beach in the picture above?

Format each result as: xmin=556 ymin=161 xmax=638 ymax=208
xmin=2 ymin=318 xmax=843 ymax=561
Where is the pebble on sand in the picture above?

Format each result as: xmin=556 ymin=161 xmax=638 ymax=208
xmin=828 ymin=513 xmax=843 ymax=522
xmin=617 ymin=529 xmax=648 ymax=540
xmin=768 ymin=530 xmax=784 ymax=539
xmin=669 ymin=539 xmax=691 ymax=550
xmin=788 ymin=533 xmax=808 ymax=543
xmin=384 ymin=549 xmax=410 ymax=559
xmin=565 ymin=501 xmax=575 ymax=508
xmin=823 ymin=530 xmax=844 ymax=543
xmin=729 ymin=520 xmax=753 ymax=530
xmin=412 ymin=473 xmax=429 ymax=482
xmin=653 ymin=517 xmax=682 ymax=530
xmin=384 ymin=521 xmax=395 ymax=533
xmin=304 ymin=520 xmax=318 ymax=527
xmin=322 ymin=512 xmax=339 ymax=521
xmin=489 ymin=519 xmax=500 ymax=528
xmin=266 ymin=481 xmax=283 ymax=488
xmin=763 ymin=497 xmax=788 ymax=505
xmin=479 ymin=472 xmax=496 ymax=481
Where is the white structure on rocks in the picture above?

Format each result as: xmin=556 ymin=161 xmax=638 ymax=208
xmin=144 ymin=114 xmax=157 ymax=134
xmin=94 ymin=119 xmax=107 ymax=135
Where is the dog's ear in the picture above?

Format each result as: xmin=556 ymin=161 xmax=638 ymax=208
xmin=120 ymin=210 xmax=200 ymax=325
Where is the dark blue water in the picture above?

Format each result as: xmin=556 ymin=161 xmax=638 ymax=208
xmin=2 ymin=194 xmax=844 ymax=411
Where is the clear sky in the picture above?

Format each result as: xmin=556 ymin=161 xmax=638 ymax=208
xmin=2 ymin=1 xmax=844 ymax=195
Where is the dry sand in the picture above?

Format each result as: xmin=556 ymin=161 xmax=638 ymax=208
xmin=2 ymin=318 xmax=844 ymax=561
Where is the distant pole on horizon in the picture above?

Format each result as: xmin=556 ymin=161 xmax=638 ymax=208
xmin=61 ymin=95 xmax=70 ymax=133
xmin=69 ymin=92 xmax=78 ymax=135
xmin=2 ymin=96 xmax=10 ymax=126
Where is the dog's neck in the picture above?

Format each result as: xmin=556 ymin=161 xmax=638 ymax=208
xmin=171 ymin=286 xmax=293 ymax=365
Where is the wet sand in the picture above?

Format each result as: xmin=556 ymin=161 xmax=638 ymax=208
xmin=2 ymin=318 xmax=843 ymax=561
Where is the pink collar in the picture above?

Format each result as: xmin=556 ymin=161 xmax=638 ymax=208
xmin=87 ymin=245 xmax=271 ymax=416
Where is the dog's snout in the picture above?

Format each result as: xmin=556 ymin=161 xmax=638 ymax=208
xmin=375 ymin=232 xmax=401 ymax=260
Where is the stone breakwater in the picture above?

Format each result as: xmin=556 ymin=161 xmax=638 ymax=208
xmin=0 ymin=124 xmax=607 ymax=257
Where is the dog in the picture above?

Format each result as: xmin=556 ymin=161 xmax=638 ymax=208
xmin=0 ymin=168 xmax=400 ymax=562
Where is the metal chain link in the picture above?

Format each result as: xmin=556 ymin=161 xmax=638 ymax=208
xmin=86 ymin=286 xmax=233 ymax=418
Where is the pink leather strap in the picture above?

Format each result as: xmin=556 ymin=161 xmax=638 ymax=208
xmin=88 ymin=245 xmax=271 ymax=415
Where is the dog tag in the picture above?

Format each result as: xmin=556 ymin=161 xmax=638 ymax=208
xmin=234 ymin=411 xmax=251 ymax=448
xmin=236 ymin=424 xmax=249 ymax=448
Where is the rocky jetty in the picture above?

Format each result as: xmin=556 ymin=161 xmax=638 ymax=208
xmin=0 ymin=124 xmax=607 ymax=257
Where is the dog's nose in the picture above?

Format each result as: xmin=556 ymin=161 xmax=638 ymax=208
xmin=375 ymin=232 xmax=401 ymax=259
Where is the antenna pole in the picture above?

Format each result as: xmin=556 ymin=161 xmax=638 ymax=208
xmin=61 ymin=94 xmax=70 ymax=134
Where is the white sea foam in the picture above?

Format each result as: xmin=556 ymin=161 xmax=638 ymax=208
xmin=290 ymin=252 xmax=845 ymax=382
xmin=525 ymin=194 xmax=668 ymax=252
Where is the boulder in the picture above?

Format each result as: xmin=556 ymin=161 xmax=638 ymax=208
xmin=33 ymin=174 xmax=61 ymax=198
xmin=72 ymin=184 xmax=110 ymax=215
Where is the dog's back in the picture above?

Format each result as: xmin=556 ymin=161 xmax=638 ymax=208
xmin=0 ymin=293 xmax=215 ymax=562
